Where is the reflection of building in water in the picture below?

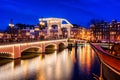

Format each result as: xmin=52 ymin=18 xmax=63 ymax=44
xmin=0 ymin=62 xmax=13 ymax=72
xmin=71 ymin=48 xmax=77 ymax=63
xmin=79 ymin=44 xmax=95 ymax=74
xmin=0 ymin=60 xmax=21 ymax=79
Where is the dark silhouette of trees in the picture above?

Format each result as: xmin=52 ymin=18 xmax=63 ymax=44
xmin=15 ymin=23 xmax=34 ymax=30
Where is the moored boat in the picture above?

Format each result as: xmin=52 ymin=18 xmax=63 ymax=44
xmin=90 ymin=43 xmax=120 ymax=80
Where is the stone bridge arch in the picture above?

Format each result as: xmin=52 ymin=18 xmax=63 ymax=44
xmin=45 ymin=43 xmax=58 ymax=50
xmin=58 ymin=42 xmax=68 ymax=47
xmin=58 ymin=42 xmax=68 ymax=52
xmin=0 ymin=52 xmax=13 ymax=58
xmin=44 ymin=43 xmax=58 ymax=54
xmin=21 ymin=46 xmax=42 ymax=53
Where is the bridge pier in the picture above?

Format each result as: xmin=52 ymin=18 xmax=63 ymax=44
xmin=13 ymin=45 xmax=21 ymax=59
xmin=42 ymin=44 xmax=45 ymax=53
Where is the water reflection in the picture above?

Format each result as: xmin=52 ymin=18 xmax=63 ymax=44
xmin=79 ymin=45 xmax=95 ymax=74
xmin=0 ymin=43 xmax=100 ymax=80
xmin=71 ymin=46 xmax=81 ymax=80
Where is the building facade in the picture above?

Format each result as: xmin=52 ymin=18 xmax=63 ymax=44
xmin=70 ymin=27 xmax=90 ymax=40
xmin=90 ymin=20 xmax=120 ymax=42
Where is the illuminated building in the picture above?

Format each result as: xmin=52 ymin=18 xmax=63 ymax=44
xmin=70 ymin=27 xmax=90 ymax=40
xmin=90 ymin=20 xmax=120 ymax=42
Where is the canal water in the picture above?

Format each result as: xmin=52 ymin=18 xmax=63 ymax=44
xmin=0 ymin=43 xmax=100 ymax=80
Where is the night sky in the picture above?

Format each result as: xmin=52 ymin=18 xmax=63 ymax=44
xmin=0 ymin=0 xmax=120 ymax=30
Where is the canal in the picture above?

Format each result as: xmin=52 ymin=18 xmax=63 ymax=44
xmin=0 ymin=43 xmax=100 ymax=80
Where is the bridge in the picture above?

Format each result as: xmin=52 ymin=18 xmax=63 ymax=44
xmin=0 ymin=39 xmax=68 ymax=59
xmin=0 ymin=17 xmax=74 ymax=59
xmin=39 ymin=18 xmax=73 ymax=38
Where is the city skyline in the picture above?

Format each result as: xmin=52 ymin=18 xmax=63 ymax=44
xmin=0 ymin=0 xmax=120 ymax=30
xmin=0 ymin=0 xmax=120 ymax=79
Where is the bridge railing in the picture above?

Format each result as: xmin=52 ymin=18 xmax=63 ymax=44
xmin=0 ymin=37 xmax=68 ymax=45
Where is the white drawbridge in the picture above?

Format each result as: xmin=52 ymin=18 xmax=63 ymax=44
xmin=39 ymin=18 xmax=73 ymax=38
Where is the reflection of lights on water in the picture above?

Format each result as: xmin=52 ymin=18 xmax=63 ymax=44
xmin=0 ymin=61 xmax=22 ymax=79
xmin=37 ymin=73 xmax=45 ymax=80
xmin=55 ymin=57 xmax=62 ymax=79
xmin=86 ymin=45 xmax=91 ymax=74
xmin=44 ymin=51 xmax=57 ymax=65
xmin=71 ymin=48 xmax=77 ymax=63
xmin=79 ymin=44 xmax=95 ymax=74
xmin=0 ymin=44 xmax=96 ymax=80
xmin=0 ymin=61 xmax=14 ymax=72
xmin=46 ymin=66 xmax=53 ymax=79
xmin=0 ymin=51 xmax=63 ymax=80
xmin=80 ymin=45 xmax=85 ymax=66
xmin=55 ymin=49 xmax=73 ymax=79
xmin=63 ymin=49 xmax=68 ymax=61
xmin=54 ymin=51 xmax=57 ymax=62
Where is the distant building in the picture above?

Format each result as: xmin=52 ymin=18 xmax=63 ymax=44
xmin=90 ymin=20 xmax=120 ymax=42
xmin=0 ymin=32 xmax=10 ymax=42
xmin=71 ymin=27 xmax=90 ymax=40
xmin=0 ymin=32 xmax=3 ymax=39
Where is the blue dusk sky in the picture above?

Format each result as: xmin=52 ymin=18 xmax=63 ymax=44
xmin=0 ymin=0 xmax=120 ymax=30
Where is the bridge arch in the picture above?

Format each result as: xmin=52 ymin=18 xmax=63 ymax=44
xmin=59 ymin=42 xmax=67 ymax=47
xmin=45 ymin=43 xmax=57 ymax=50
xmin=58 ymin=42 xmax=67 ymax=52
xmin=21 ymin=46 xmax=42 ymax=53
xmin=45 ymin=43 xmax=57 ymax=54
xmin=0 ymin=52 xmax=13 ymax=58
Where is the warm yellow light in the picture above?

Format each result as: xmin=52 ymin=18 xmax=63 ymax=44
xmin=34 ymin=28 xmax=39 ymax=31
xmin=40 ymin=22 xmax=45 ymax=26
xmin=50 ymin=20 xmax=59 ymax=23
xmin=0 ymin=39 xmax=67 ymax=48
xmin=26 ymin=32 xmax=30 ymax=35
